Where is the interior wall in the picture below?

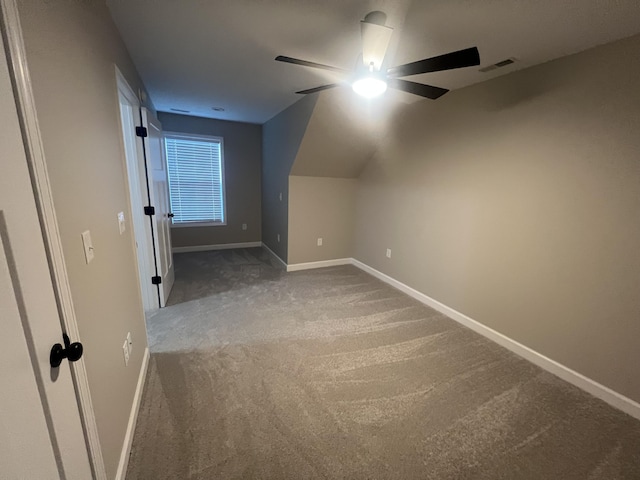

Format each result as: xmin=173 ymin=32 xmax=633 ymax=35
xmin=290 ymin=87 xmax=387 ymax=178
xmin=354 ymin=34 xmax=640 ymax=404
xmin=158 ymin=112 xmax=262 ymax=248
xmin=17 ymin=1 xmax=151 ymax=477
xmin=261 ymin=95 xmax=317 ymax=262
xmin=288 ymin=176 xmax=357 ymax=265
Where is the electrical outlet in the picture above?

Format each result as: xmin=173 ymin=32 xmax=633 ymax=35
xmin=126 ymin=332 xmax=132 ymax=355
xmin=118 ymin=212 xmax=125 ymax=234
xmin=317 ymin=237 xmax=323 ymax=247
xmin=277 ymin=234 xmax=280 ymax=243
xmin=122 ymin=340 xmax=129 ymax=366
xmin=386 ymin=248 xmax=392 ymax=258
xmin=242 ymin=223 xmax=247 ymax=231
xmin=279 ymin=192 xmax=283 ymax=202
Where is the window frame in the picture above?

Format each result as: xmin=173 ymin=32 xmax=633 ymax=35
xmin=163 ymin=131 xmax=227 ymax=228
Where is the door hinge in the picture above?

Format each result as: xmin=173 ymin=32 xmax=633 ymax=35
xmin=135 ymin=126 xmax=148 ymax=137
xmin=144 ymin=206 xmax=155 ymax=216
xmin=151 ymin=276 xmax=162 ymax=285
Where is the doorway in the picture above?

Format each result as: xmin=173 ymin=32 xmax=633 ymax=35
xmin=116 ymin=70 xmax=174 ymax=313
xmin=116 ymin=70 xmax=158 ymax=313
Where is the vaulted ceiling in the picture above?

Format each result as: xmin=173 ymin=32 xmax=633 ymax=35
xmin=107 ymin=0 xmax=640 ymax=124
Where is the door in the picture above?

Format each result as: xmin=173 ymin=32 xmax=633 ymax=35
xmin=116 ymin=69 xmax=159 ymax=313
xmin=141 ymin=108 xmax=175 ymax=306
xmin=0 ymin=28 xmax=92 ymax=480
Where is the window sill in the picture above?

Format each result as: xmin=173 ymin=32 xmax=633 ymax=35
xmin=171 ymin=222 xmax=226 ymax=229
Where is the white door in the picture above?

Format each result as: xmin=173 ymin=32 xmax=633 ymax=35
xmin=116 ymin=70 xmax=159 ymax=313
xmin=0 ymin=29 xmax=92 ymax=480
xmin=141 ymin=108 xmax=175 ymax=306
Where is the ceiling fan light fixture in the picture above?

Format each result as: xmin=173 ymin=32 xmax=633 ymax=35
xmin=352 ymin=76 xmax=387 ymax=98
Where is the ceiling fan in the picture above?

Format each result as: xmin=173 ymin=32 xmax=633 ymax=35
xmin=275 ymin=11 xmax=480 ymax=100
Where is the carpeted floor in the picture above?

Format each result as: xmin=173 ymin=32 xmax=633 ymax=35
xmin=126 ymin=248 xmax=640 ymax=479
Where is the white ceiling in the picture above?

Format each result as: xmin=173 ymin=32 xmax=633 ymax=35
xmin=107 ymin=0 xmax=640 ymax=124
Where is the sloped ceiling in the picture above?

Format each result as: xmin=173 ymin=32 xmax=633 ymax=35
xmin=291 ymin=88 xmax=396 ymax=178
xmin=107 ymin=0 xmax=640 ymax=124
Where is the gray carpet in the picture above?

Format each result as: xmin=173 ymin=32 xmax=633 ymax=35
xmin=127 ymin=248 xmax=640 ymax=479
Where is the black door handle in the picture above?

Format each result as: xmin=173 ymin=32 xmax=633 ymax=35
xmin=50 ymin=333 xmax=83 ymax=368
xmin=168 ymin=213 xmax=174 ymax=218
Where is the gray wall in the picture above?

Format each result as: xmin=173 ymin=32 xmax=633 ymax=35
xmin=282 ymin=88 xmax=391 ymax=266
xmin=288 ymin=176 xmax=357 ymax=265
xmin=158 ymin=112 xmax=262 ymax=248
xmin=17 ymin=1 xmax=151 ymax=477
xmin=291 ymin=88 xmax=384 ymax=178
xmin=354 ymin=34 xmax=640 ymax=404
xmin=261 ymin=95 xmax=317 ymax=262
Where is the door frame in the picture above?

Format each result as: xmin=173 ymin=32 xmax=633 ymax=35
xmin=0 ymin=1 xmax=106 ymax=478
xmin=115 ymin=67 xmax=159 ymax=313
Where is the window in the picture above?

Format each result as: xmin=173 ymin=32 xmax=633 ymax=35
xmin=164 ymin=133 xmax=226 ymax=226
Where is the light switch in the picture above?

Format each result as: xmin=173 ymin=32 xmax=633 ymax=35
xmin=118 ymin=212 xmax=126 ymax=234
xmin=81 ymin=230 xmax=94 ymax=264
xmin=123 ymin=340 xmax=129 ymax=366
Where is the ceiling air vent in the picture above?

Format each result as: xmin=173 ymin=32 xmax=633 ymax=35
xmin=479 ymin=57 xmax=517 ymax=73
xmin=170 ymin=108 xmax=190 ymax=113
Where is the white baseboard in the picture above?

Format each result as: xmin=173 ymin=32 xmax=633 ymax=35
xmin=115 ymin=347 xmax=150 ymax=480
xmin=261 ymin=242 xmax=287 ymax=270
xmin=287 ymin=258 xmax=352 ymax=272
xmin=172 ymin=241 xmax=262 ymax=253
xmin=351 ymin=258 xmax=640 ymax=421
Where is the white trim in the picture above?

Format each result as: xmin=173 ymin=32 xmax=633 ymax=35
xmin=172 ymin=241 xmax=262 ymax=253
xmin=287 ymin=258 xmax=351 ymax=272
xmin=261 ymin=242 xmax=287 ymax=270
xmin=170 ymin=221 xmax=227 ymax=228
xmin=350 ymin=258 xmax=640 ymax=421
xmin=115 ymin=347 xmax=150 ymax=480
xmin=164 ymin=131 xmax=222 ymax=142
xmin=116 ymin=66 xmax=158 ymax=315
xmin=1 ymin=2 xmax=106 ymax=477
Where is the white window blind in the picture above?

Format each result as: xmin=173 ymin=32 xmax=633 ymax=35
xmin=165 ymin=134 xmax=225 ymax=225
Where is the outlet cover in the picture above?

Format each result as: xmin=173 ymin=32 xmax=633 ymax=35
xmin=317 ymin=237 xmax=323 ymax=246
xmin=277 ymin=234 xmax=280 ymax=242
xmin=386 ymin=248 xmax=392 ymax=258
xmin=118 ymin=212 xmax=126 ymax=234
xmin=122 ymin=340 xmax=129 ymax=366
xmin=81 ymin=230 xmax=94 ymax=264
xmin=242 ymin=223 xmax=247 ymax=231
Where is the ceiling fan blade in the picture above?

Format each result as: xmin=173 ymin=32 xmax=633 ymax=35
xmin=295 ymin=84 xmax=341 ymax=95
xmin=275 ymin=56 xmax=348 ymax=74
xmin=388 ymin=79 xmax=449 ymax=99
xmin=387 ymin=47 xmax=480 ymax=77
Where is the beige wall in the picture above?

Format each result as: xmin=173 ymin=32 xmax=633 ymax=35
xmin=354 ymin=34 xmax=640 ymax=403
xmin=288 ymin=176 xmax=357 ymax=265
xmin=262 ymin=95 xmax=317 ymax=262
xmin=158 ymin=112 xmax=262 ymax=248
xmin=18 ymin=1 xmax=151 ymax=477
xmin=291 ymin=88 xmax=387 ymax=178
